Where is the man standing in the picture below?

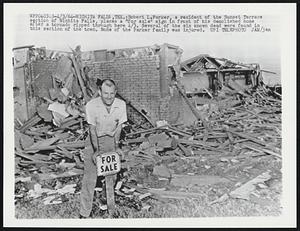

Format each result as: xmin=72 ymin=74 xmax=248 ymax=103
xmin=80 ymin=78 xmax=127 ymax=218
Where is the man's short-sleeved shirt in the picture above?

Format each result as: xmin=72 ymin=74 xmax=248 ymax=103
xmin=85 ymin=97 xmax=127 ymax=137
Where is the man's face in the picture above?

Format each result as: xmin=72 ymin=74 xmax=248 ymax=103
xmin=100 ymin=84 xmax=116 ymax=106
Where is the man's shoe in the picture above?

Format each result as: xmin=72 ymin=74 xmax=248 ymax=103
xmin=79 ymin=214 xmax=88 ymax=219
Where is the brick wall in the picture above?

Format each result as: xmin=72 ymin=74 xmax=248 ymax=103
xmin=88 ymin=55 xmax=162 ymax=122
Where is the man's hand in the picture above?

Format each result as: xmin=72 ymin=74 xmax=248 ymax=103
xmin=115 ymin=148 xmax=125 ymax=160
xmin=89 ymin=125 xmax=99 ymax=155
xmin=92 ymin=152 xmax=99 ymax=165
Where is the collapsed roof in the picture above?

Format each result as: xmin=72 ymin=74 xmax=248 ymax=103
xmin=180 ymin=54 xmax=260 ymax=73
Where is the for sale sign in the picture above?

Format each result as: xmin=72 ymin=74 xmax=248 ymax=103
xmin=96 ymin=151 xmax=121 ymax=176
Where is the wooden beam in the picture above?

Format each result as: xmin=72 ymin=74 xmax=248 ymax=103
xmin=148 ymin=188 xmax=205 ymax=199
xmin=242 ymin=143 xmax=281 ymax=159
xmin=70 ymin=56 xmax=88 ymax=102
xmin=56 ymin=146 xmax=74 ymax=159
xmin=227 ymin=129 xmax=267 ymax=146
xmin=176 ymin=138 xmax=219 ymax=147
xmin=24 ymin=141 xmax=85 ymax=152
xmin=15 ymin=149 xmax=56 ymax=164
xmin=159 ymin=44 xmax=169 ymax=98
xmin=175 ymin=83 xmax=209 ymax=129
xmin=19 ymin=114 xmax=42 ymax=133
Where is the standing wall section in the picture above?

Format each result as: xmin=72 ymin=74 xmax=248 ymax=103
xmin=158 ymin=44 xmax=185 ymax=124
xmin=30 ymin=60 xmax=58 ymax=99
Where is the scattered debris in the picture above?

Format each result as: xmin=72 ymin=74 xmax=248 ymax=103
xmin=152 ymin=164 xmax=172 ymax=179
xmin=13 ymin=44 xmax=281 ymax=215
xmin=229 ymin=171 xmax=272 ymax=200
xmin=170 ymin=174 xmax=230 ymax=187
xmin=209 ymin=193 xmax=230 ymax=205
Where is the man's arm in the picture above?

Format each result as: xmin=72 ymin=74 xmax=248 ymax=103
xmin=114 ymin=124 xmax=122 ymax=149
xmin=89 ymin=124 xmax=99 ymax=153
xmin=114 ymin=101 xmax=127 ymax=148
xmin=85 ymin=101 xmax=98 ymax=152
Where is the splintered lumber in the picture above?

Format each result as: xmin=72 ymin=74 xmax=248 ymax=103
xmin=123 ymin=183 xmax=167 ymax=202
xmin=127 ymin=125 xmax=192 ymax=139
xmin=191 ymin=149 xmax=225 ymax=156
xmin=166 ymin=126 xmax=193 ymax=137
xmin=217 ymin=140 xmax=230 ymax=150
xmin=148 ymin=188 xmax=204 ymax=199
xmin=24 ymin=130 xmax=45 ymax=137
xmin=245 ymin=109 xmax=275 ymax=123
xmin=19 ymin=114 xmax=42 ymax=133
xmin=36 ymin=168 xmax=84 ymax=181
xmin=27 ymin=137 xmax=60 ymax=150
xmin=43 ymin=96 xmax=54 ymax=104
xmin=195 ymin=133 xmax=228 ymax=139
xmin=54 ymin=132 xmax=71 ymax=140
xmin=227 ymin=129 xmax=267 ymax=146
xmin=227 ymin=131 xmax=235 ymax=143
xmin=176 ymin=138 xmax=219 ymax=147
xmin=147 ymin=132 xmax=174 ymax=149
xmin=203 ymin=87 xmax=213 ymax=98
xmin=124 ymin=137 xmax=147 ymax=145
xmin=242 ymin=143 xmax=281 ymax=159
xmin=229 ymin=171 xmax=272 ymax=200
xmin=265 ymin=96 xmax=281 ymax=103
xmin=127 ymin=125 xmax=168 ymax=137
xmin=15 ymin=149 xmax=55 ymax=164
xmin=70 ymin=56 xmax=88 ymax=102
xmin=175 ymin=83 xmax=209 ymax=129
xmin=56 ymin=146 xmax=74 ymax=159
xmin=19 ymin=160 xmax=56 ymax=165
xmin=178 ymin=143 xmax=193 ymax=156
xmin=134 ymin=152 xmax=157 ymax=163
xmin=24 ymin=141 xmax=85 ymax=152
xmin=19 ymin=133 xmax=35 ymax=149
xmin=29 ymin=153 xmax=50 ymax=161
xmin=60 ymin=115 xmax=79 ymax=126
xmin=272 ymin=91 xmax=282 ymax=98
xmin=117 ymin=92 xmax=155 ymax=127
xmin=16 ymin=149 xmax=45 ymax=162
xmin=170 ymin=174 xmax=230 ymax=187
xmin=59 ymin=117 xmax=80 ymax=129
xmin=202 ymin=129 xmax=208 ymax=142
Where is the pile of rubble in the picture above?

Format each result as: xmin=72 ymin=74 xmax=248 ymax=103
xmin=14 ymin=46 xmax=282 ymax=213
xmin=121 ymin=82 xmax=281 ymax=203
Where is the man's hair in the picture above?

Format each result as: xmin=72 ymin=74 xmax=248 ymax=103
xmin=96 ymin=78 xmax=117 ymax=90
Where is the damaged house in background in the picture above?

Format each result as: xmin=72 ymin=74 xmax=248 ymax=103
xmin=180 ymin=54 xmax=270 ymax=97
xmin=178 ymin=54 xmax=279 ymax=114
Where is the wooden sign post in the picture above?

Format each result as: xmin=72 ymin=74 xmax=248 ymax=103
xmin=105 ymin=175 xmax=115 ymax=214
xmin=96 ymin=151 xmax=121 ymax=215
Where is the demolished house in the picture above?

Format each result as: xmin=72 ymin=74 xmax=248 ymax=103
xmin=13 ymin=44 xmax=282 ymax=217
xmin=179 ymin=54 xmax=264 ymax=96
xmin=13 ymin=43 xmax=195 ymax=128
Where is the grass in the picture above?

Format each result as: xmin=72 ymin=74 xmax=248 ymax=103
xmin=15 ymin=179 xmax=282 ymax=219
xmin=15 ymin=194 xmax=80 ymax=219
xmin=15 ymin=151 xmax=282 ymax=219
xmin=15 ymin=193 xmax=281 ymax=219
